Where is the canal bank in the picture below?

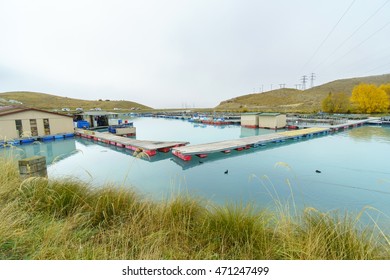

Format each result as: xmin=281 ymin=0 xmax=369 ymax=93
xmin=4 ymin=118 xmax=390 ymax=231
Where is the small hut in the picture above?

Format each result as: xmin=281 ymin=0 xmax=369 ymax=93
xmin=258 ymin=113 xmax=286 ymax=129
xmin=240 ymin=113 xmax=260 ymax=128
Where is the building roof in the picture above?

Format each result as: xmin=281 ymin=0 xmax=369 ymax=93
xmin=0 ymin=105 xmax=73 ymax=118
xmin=259 ymin=113 xmax=282 ymax=116
xmin=77 ymin=111 xmax=118 ymax=116
xmin=241 ymin=112 xmax=285 ymax=116
xmin=241 ymin=113 xmax=260 ymax=116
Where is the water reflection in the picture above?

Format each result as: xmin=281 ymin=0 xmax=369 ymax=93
xmin=240 ymin=127 xmax=286 ymax=138
xmin=14 ymin=139 xmax=77 ymax=164
xmin=240 ymin=127 xmax=261 ymax=137
xmin=348 ymin=126 xmax=390 ymax=143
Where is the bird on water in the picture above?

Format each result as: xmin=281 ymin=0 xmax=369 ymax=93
xmin=224 ymin=170 xmax=228 ymax=174
xmin=315 ymin=170 xmax=321 ymax=173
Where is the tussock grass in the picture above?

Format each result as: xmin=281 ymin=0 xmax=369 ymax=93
xmin=202 ymin=204 xmax=275 ymax=259
xmin=0 ymin=156 xmax=21 ymax=202
xmin=0 ymin=157 xmax=389 ymax=259
xmin=277 ymin=208 xmax=383 ymax=260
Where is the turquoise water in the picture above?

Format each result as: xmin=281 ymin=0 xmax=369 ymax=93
xmin=7 ymin=118 xmax=390 ymax=227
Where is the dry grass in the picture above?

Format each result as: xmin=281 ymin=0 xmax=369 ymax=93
xmin=0 ymin=156 xmax=389 ymax=260
xmin=0 ymin=91 xmax=151 ymax=110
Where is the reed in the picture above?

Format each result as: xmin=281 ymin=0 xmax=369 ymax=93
xmin=274 ymin=208 xmax=385 ymax=260
xmin=0 ymin=157 xmax=389 ymax=260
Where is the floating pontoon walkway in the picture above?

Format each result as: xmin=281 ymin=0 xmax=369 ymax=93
xmin=172 ymin=127 xmax=330 ymax=161
xmin=327 ymin=118 xmax=374 ymax=130
xmin=289 ymin=118 xmax=373 ymax=130
xmin=75 ymin=129 xmax=188 ymax=156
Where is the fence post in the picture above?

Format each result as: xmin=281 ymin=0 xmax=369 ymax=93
xmin=18 ymin=156 xmax=47 ymax=179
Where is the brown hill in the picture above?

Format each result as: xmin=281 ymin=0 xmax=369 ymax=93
xmin=216 ymin=73 xmax=390 ymax=113
xmin=0 ymin=91 xmax=152 ymax=111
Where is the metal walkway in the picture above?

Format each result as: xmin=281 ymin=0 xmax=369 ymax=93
xmin=75 ymin=129 xmax=188 ymax=156
xmin=172 ymin=127 xmax=330 ymax=161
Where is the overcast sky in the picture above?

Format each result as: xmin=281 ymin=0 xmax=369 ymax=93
xmin=1 ymin=0 xmax=390 ymax=108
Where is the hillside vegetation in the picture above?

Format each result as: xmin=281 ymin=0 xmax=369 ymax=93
xmin=216 ymin=74 xmax=390 ymax=113
xmin=0 ymin=91 xmax=152 ymax=111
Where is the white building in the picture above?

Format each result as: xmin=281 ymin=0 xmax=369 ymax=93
xmin=240 ymin=113 xmax=260 ymax=128
xmin=0 ymin=106 xmax=74 ymax=139
xmin=258 ymin=113 xmax=286 ymax=129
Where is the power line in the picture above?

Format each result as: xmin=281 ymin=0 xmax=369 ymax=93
xmin=301 ymin=0 xmax=356 ymax=71
xmin=301 ymin=75 xmax=308 ymax=90
xmin=330 ymin=19 xmax=390 ymax=67
xmin=364 ymin=61 xmax=390 ymax=74
xmin=310 ymin=73 xmax=316 ymax=88
xmin=314 ymin=0 xmax=390 ymax=71
xmin=342 ymin=43 xmax=390 ymax=74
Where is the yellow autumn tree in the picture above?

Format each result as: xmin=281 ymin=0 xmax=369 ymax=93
xmin=350 ymin=83 xmax=389 ymax=113
xmin=379 ymin=83 xmax=390 ymax=109
xmin=321 ymin=92 xmax=350 ymax=113
xmin=321 ymin=93 xmax=333 ymax=113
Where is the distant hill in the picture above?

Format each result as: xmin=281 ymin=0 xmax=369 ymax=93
xmin=216 ymin=73 xmax=390 ymax=113
xmin=0 ymin=91 xmax=152 ymax=111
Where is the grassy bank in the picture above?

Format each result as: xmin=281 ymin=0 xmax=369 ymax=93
xmin=0 ymin=157 xmax=389 ymax=260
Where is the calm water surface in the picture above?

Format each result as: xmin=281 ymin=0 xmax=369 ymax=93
xmin=9 ymin=118 xmax=390 ymax=227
